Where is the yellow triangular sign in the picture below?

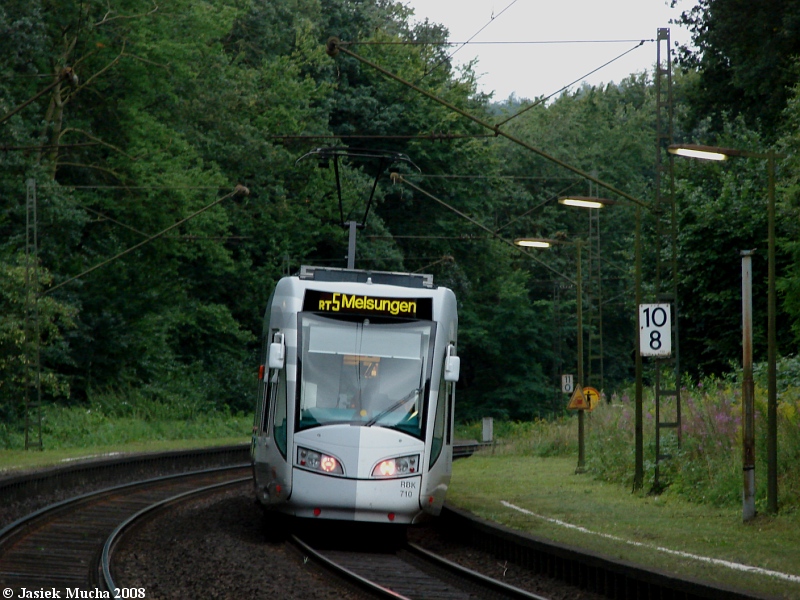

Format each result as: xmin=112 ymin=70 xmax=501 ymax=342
xmin=567 ymin=384 xmax=590 ymax=410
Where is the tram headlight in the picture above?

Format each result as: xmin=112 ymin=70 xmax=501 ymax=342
xmin=371 ymin=454 xmax=419 ymax=478
xmin=296 ymin=447 xmax=344 ymax=475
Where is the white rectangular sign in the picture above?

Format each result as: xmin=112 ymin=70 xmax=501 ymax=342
xmin=639 ymin=304 xmax=672 ymax=357
xmin=561 ymin=374 xmax=574 ymax=394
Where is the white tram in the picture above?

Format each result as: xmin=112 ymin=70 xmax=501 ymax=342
xmin=251 ymin=265 xmax=459 ymax=524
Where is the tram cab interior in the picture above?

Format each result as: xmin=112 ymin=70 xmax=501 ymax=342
xmin=298 ymin=314 xmax=433 ymax=439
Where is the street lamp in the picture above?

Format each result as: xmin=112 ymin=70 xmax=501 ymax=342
xmin=514 ymin=237 xmax=586 ymax=473
xmin=514 ymin=239 xmax=552 ymax=248
xmin=668 ymin=145 xmax=728 ymax=161
xmin=558 ymin=196 xmax=616 ymax=209
xmin=552 ymin=196 xmax=614 ymax=471
xmin=668 ymin=143 xmax=779 ymax=514
xmin=559 ymin=195 xmax=655 ymax=491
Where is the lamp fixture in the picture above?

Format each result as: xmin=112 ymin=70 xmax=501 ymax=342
xmin=667 ymin=144 xmax=728 ymax=161
xmin=514 ymin=238 xmax=551 ymax=248
xmin=558 ymin=196 xmax=613 ymax=209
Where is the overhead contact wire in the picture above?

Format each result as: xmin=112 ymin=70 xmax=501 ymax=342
xmin=394 ymin=174 xmax=574 ymax=285
xmin=492 ymin=181 xmax=583 ymax=235
xmin=327 ymin=38 xmax=650 ymax=212
xmin=341 ymin=38 xmax=652 ymax=46
xmin=45 ymin=185 xmax=249 ymax=295
xmin=416 ymin=0 xmax=519 ymax=83
xmin=496 ymin=40 xmax=648 ymax=127
xmin=441 ymin=0 xmax=519 ymax=61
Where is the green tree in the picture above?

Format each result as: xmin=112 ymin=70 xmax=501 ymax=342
xmin=673 ymin=120 xmax=795 ymax=376
xmin=493 ymin=76 xmax=663 ymax=391
xmin=775 ymin=82 xmax=800 ymax=346
xmin=3 ymin=0 xmax=692 ymax=429
xmin=672 ymin=0 xmax=800 ymax=139
xmin=0 ymin=254 xmax=76 ymax=424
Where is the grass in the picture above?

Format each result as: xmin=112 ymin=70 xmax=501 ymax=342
xmin=0 ymin=437 xmax=248 ymax=474
xmin=4 ymin=438 xmax=797 ymax=599
xmin=449 ymin=453 xmax=800 ymax=599
xmin=3 ymin=369 xmax=799 ymax=597
xmin=0 ymin=394 xmax=252 ymax=473
xmin=1 ymin=390 xmax=253 ymax=454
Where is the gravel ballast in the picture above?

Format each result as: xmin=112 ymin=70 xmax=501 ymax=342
xmin=114 ymin=484 xmax=606 ymax=600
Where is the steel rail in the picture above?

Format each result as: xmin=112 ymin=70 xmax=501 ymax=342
xmin=294 ymin=533 xmax=554 ymax=600
xmin=0 ymin=464 xmax=250 ymax=592
xmin=2 ymin=448 xmax=773 ymax=600
xmin=0 ymin=464 xmax=244 ymax=542
xmin=101 ymin=473 xmax=251 ymax=592
xmin=291 ymin=534 xmax=409 ymax=599
xmin=406 ymin=541 xmax=550 ymax=600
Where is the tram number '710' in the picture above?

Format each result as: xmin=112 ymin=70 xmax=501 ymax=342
xmin=639 ymin=304 xmax=672 ymax=357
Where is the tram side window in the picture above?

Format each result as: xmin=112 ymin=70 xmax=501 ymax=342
xmin=273 ymin=371 xmax=288 ymax=458
xmin=429 ymin=366 xmax=448 ymax=468
xmin=258 ymin=329 xmax=280 ymax=433
xmin=255 ymin=333 xmax=270 ymax=433
xmin=254 ymin=380 xmax=266 ymax=434
xmin=259 ymin=369 xmax=277 ymax=433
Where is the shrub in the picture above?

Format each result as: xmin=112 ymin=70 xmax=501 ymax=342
xmin=461 ymin=364 xmax=800 ymax=510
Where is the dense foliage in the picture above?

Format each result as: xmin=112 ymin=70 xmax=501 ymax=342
xmin=3 ymin=0 xmax=800 ymax=448
xmin=461 ymin=363 xmax=800 ymax=509
xmin=672 ymin=0 xmax=800 ymax=139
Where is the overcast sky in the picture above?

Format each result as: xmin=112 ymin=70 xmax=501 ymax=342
xmin=401 ymin=0 xmax=695 ymax=101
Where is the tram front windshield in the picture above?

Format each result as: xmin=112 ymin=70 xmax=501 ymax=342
xmin=298 ymin=314 xmax=434 ymax=438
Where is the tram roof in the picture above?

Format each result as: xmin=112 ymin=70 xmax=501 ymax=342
xmin=299 ymin=265 xmax=434 ymax=289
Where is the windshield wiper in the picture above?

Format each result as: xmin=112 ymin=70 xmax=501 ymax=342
xmin=364 ymin=387 xmax=421 ymax=427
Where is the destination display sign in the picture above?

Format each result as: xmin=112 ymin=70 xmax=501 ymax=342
xmin=304 ymin=290 xmax=432 ymax=319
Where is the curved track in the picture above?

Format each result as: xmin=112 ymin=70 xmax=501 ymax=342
xmin=0 ymin=465 xmax=250 ymax=594
xmin=0 ymin=448 xmax=772 ymax=600
xmin=292 ymin=532 xmax=549 ymax=600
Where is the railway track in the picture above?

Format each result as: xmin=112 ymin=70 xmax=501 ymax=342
xmin=0 ymin=465 xmax=250 ymax=595
xmin=293 ymin=530 xmax=550 ymax=600
xmin=0 ymin=448 xmax=774 ymax=600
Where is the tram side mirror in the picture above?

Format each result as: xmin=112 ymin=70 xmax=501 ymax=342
xmin=268 ymin=334 xmax=285 ymax=369
xmin=444 ymin=344 xmax=460 ymax=382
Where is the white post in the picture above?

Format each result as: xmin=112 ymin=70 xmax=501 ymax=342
xmin=741 ymin=250 xmax=756 ymax=522
xmin=481 ymin=417 xmax=493 ymax=443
